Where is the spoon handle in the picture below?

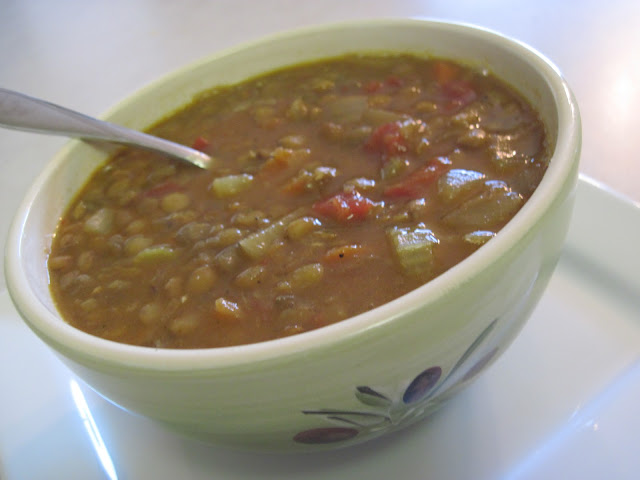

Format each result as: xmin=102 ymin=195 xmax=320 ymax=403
xmin=0 ymin=88 xmax=212 ymax=169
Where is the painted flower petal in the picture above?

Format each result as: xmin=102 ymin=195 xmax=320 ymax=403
xmin=403 ymin=366 xmax=442 ymax=404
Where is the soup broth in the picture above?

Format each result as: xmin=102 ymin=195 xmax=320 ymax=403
xmin=48 ymin=54 xmax=549 ymax=348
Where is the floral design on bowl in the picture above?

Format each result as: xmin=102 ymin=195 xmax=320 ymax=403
xmin=293 ymin=318 xmax=499 ymax=445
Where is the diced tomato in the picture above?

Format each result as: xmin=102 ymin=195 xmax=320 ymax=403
xmin=312 ymin=191 xmax=375 ymax=222
xmin=441 ymin=79 xmax=477 ymax=111
xmin=144 ymin=181 xmax=183 ymax=198
xmin=191 ymin=136 xmax=210 ymax=151
xmin=431 ymin=60 xmax=477 ymax=112
xmin=385 ymin=75 xmax=404 ymax=87
xmin=363 ymin=76 xmax=403 ymax=93
xmin=365 ymin=122 xmax=407 ymax=157
xmin=383 ymin=157 xmax=450 ymax=199
xmin=363 ymin=80 xmax=383 ymax=93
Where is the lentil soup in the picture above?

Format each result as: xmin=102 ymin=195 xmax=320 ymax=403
xmin=48 ymin=54 xmax=549 ymax=348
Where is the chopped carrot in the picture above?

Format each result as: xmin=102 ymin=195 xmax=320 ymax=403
xmin=433 ymin=60 xmax=460 ymax=86
xmin=261 ymin=147 xmax=293 ymax=172
xmin=324 ymin=244 xmax=370 ymax=262
xmin=281 ymin=172 xmax=310 ymax=195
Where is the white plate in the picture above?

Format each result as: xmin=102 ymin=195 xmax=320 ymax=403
xmin=1 ymin=176 xmax=638 ymax=480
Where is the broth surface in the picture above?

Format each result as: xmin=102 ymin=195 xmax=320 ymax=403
xmin=48 ymin=54 xmax=549 ymax=348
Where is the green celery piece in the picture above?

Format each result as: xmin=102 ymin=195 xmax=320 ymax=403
xmin=437 ymin=168 xmax=486 ymax=202
xmin=238 ymin=210 xmax=302 ymax=260
xmin=387 ymin=226 xmax=438 ymax=277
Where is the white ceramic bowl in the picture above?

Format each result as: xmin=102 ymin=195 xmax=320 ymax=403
xmin=5 ymin=19 xmax=580 ymax=451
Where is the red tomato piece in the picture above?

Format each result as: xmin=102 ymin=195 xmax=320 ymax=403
xmin=431 ymin=60 xmax=477 ymax=112
xmin=441 ymin=80 xmax=477 ymax=112
xmin=383 ymin=157 xmax=450 ymax=199
xmin=191 ymin=136 xmax=210 ymax=151
xmin=365 ymin=122 xmax=407 ymax=157
xmin=312 ymin=191 xmax=375 ymax=222
xmin=385 ymin=75 xmax=404 ymax=87
xmin=363 ymin=80 xmax=383 ymax=93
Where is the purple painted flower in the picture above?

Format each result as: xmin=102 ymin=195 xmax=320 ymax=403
xmin=293 ymin=319 xmax=499 ymax=445
xmin=402 ymin=366 xmax=442 ymax=404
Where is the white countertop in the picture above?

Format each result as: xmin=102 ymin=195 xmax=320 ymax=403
xmin=1 ymin=2 xmax=639 ymax=478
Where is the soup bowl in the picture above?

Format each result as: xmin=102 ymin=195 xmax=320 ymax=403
xmin=4 ymin=19 xmax=580 ymax=451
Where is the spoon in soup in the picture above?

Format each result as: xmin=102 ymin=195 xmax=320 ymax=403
xmin=0 ymin=88 xmax=213 ymax=169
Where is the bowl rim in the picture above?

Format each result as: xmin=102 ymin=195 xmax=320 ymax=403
xmin=4 ymin=17 xmax=581 ymax=371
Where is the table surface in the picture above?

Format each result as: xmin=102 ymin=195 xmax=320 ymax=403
xmin=1 ymin=0 xmax=639 ymax=290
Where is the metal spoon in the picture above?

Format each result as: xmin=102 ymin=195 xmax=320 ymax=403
xmin=0 ymin=88 xmax=213 ymax=169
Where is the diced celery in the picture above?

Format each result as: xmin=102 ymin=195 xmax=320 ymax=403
xmin=464 ymin=230 xmax=496 ymax=246
xmin=238 ymin=211 xmax=301 ymax=260
xmin=443 ymin=180 xmax=524 ymax=228
xmin=387 ymin=226 xmax=438 ymax=277
xmin=437 ymin=169 xmax=486 ymax=202
xmin=380 ymin=156 xmax=409 ymax=179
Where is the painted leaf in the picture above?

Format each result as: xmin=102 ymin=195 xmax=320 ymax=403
xmin=355 ymin=386 xmax=392 ymax=408
xmin=293 ymin=427 xmax=358 ymax=444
